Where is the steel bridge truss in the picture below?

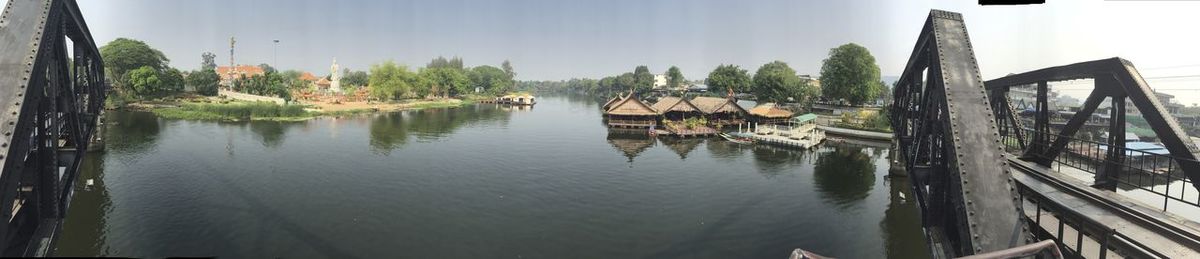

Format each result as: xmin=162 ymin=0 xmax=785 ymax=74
xmin=895 ymin=9 xmax=1200 ymax=259
xmin=891 ymin=10 xmax=1030 ymax=258
xmin=986 ymin=58 xmax=1200 ymax=192
xmin=0 ymin=0 xmax=106 ymax=256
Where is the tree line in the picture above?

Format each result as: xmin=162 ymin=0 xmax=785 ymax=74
xmin=519 ymin=43 xmax=886 ymax=106
xmin=366 ymin=57 xmax=516 ymax=101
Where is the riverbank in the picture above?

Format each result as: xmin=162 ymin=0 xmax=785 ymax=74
xmin=133 ymin=96 xmax=480 ymax=122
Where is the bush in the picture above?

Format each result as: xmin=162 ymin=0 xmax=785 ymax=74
xmin=683 ymin=117 xmax=708 ymax=129
xmin=179 ymin=102 xmax=307 ymax=119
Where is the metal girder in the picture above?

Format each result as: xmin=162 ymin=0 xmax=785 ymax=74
xmin=0 ymin=0 xmax=105 ymax=256
xmin=985 ymin=58 xmax=1200 ymax=191
xmin=892 ymin=10 xmax=1029 ymax=257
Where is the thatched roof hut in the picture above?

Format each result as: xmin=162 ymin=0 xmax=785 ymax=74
xmin=749 ymin=103 xmax=795 ymax=125
xmin=651 ymin=96 xmax=700 ymax=114
xmin=605 ymin=96 xmax=658 ymax=116
xmin=602 ymin=95 xmax=623 ymax=111
xmin=691 ymin=96 xmax=747 ymax=115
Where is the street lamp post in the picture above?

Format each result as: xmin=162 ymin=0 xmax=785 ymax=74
xmin=273 ymin=39 xmax=280 ymax=70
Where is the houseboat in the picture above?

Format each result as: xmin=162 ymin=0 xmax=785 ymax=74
xmin=491 ymin=94 xmax=536 ymax=105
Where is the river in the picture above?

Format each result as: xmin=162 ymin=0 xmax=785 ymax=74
xmin=53 ymin=94 xmax=929 ymax=258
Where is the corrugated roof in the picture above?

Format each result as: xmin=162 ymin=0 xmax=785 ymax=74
xmin=792 ymin=113 xmax=818 ymax=124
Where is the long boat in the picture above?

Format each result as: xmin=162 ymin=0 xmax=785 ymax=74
xmin=719 ymin=132 xmax=754 ymax=144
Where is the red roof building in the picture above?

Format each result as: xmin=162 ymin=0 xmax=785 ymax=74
xmin=216 ymin=65 xmax=266 ymax=86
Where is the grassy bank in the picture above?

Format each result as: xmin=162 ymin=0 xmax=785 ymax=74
xmin=151 ymin=97 xmax=476 ymax=121
xmin=153 ymin=102 xmax=313 ymax=121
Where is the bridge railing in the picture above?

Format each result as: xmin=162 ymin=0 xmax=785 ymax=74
xmin=1001 ymin=127 xmax=1200 ymax=211
xmin=1018 ymin=184 xmax=1167 ymax=258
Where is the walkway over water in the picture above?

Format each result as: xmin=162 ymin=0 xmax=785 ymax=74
xmin=891 ymin=10 xmax=1200 ymax=258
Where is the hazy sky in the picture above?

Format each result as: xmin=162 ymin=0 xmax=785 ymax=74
xmin=31 ymin=0 xmax=1200 ymax=102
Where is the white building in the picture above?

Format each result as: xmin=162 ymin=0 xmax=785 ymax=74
xmin=653 ymin=74 xmax=667 ymax=88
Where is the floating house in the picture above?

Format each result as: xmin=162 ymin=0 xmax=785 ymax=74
xmin=748 ymin=103 xmax=795 ymax=125
xmin=603 ymin=94 xmax=659 ymax=128
xmin=691 ymin=96 xmax=748 ymax=127
xmin=493 ymin=94 xmax=537 ymax=105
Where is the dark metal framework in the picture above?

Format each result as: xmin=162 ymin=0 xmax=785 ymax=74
xmin=0 ymin=0 xmax=106 ymax=256
xmin=891 ymin=10 xmax=1029 ymax=258
xmin=985 ymin=58 xmax=1200 ymax=192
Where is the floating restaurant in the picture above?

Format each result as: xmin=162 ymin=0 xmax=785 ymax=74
xmin=484 ymin=94 xmax=537 ymax=105
xmin=602 ymin=94 xmax=659 ymax=128
xmin=650 ymin=96 xmax=718 ymax=137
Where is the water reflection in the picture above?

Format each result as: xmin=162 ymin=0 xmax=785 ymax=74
xmin=813 ymin=146 xmax=876 ymax=208
xmin=105 ymin=111 xmax=161 ymax=155
xmin=368 ymin=106 xmax=513 ymax=154
xmin=750 ymin=145 xmax=811 ymax=176
xmin=55 ymin=154 xmax=111 ymax=256
xmin=369 ymin=113 xmax=409 ymax=154
xmin=705 ymin=138 xmax=749 ymax=162
xmin=881 ymin=175 xmax=932 ymax=258
xmin=658 ymin=137 xmax=703 ymax=160
xmin=245 ymin=121 xmax=300 ymax=148
xmin=606 ymin=129 xmax=655 ymax=164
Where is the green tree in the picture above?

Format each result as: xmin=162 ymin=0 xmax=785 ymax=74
xmin=616 ymin=72 xmax=637 ymax=94
xmin=819 ymin=43 xmax=884 ymax=105
xmin=342 ymin=69 xmax=369 ymax=87
xmin=188 ymin=52 xmax=221 ymax=96
xmin=186 ymin=69 xmax=220 ymax=96
xmin=706 ymin=64 xmax=751 ymax=95
xmin=126 ymin=66 xmax=162 ymax=97
xmin=427 ymin=56 xmax=464 ymax=70
xmin=752 ymin=61 xmax=811 ymax=103
xmin=633 ymin=66 xmax=653 ymax=93
xmin=420 ymin=67 xmax=470 ymax=98
xmin=368 ymin=61 xmax=416 ymax=101
xmin=258 ymin=63 xmax=277 ymax=74
xmin=126 ymin=66 xmax=182 ymax=98
xmin=468 ymin=65 xmax=511 ymax=94
xmin=100 ymin=38 xmax=169 ymax=93
xmin=501 ymin=60 xmax=516 ymax=81
xmin=201 ymin=52 xmax=217 ymax=71
xmin=160 ymin=68 xmax=184 ymax=94
xmin=666 ymin=66 xmax=685 ymax=89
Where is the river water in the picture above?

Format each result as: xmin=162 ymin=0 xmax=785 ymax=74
xmin=53 ymin=94 xmax=929 ymax=258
